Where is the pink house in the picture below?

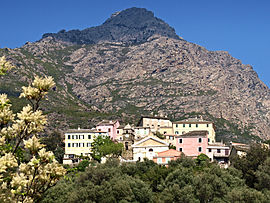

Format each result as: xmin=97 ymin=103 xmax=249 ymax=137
xmin=175 ymin=131 xmax=208 ymax=157
xmin=96 ymin=120 xmax=120 ymax=140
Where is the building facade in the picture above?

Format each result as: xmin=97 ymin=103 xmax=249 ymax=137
xmin=132 ymin=136 xmax=169 ymax=161
xmin=175 ymin=131 xmax=208 ymax=157
xmin=137 ymin=116 xmax=172 ymax=132
xmin=173 ymin=118 xmax=216 ymax=143
xmin=153 ymin=149 xmax=182 ymax=166
xmin=63 ymin=128 xmax=108 ymax=164
xmin=96 ymin=120 xmax=120 ymax=140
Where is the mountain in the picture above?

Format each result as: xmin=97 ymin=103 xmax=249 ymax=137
xmin=0 ymin=7 xmax=269 ymax=142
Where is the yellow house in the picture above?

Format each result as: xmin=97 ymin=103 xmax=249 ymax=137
xmin=173 ymin=118 xmax=216 ymax=143
xmin=63 ymin=128 xmax=108 ymax=164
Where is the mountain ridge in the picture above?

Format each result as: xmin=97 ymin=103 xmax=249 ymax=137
xmin=1 ymin=7 xmax=269 ymax=142
xmin=42 ymin=7 xmax=181 ymax=45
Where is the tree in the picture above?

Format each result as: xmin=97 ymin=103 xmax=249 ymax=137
xmin=91 ymin=136 xmax=123 ymax=162
xmin=0 ymin=57 xmax=66 ymax=202
xmin=255 ymin=157 xmax=270 ymax=190
xmin=230 ymin=144 xmax=270 ymax=188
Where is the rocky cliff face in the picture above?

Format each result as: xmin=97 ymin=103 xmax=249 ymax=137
xmin=0 ymin=7 xmax=269 ymax=141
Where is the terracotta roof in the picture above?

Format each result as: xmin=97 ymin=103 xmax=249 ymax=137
xmin=154 ymin=149 xmax=182 ymax=158
xmin=175 ymin=130 xmax=208 ymax=138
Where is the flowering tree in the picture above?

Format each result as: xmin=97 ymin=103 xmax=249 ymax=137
xmin=0 ymin=56 xmax=66 ymax=202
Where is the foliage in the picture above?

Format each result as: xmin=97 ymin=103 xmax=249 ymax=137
xmin=40 ymin=131 xmax=64 ymax=163
xmin=154 ymin=131 xmax=165 ymax=139
xmin=91 ymin=136 xmax=123 ymax=162
xmin=0 ymin=58 xmax=66 ymax=202
xmin=42 ymin=153 xmax=270 ymax=202
xmin=230 ymin=144 xmax=270 ymax=188
xmin=168 ymin=144 xmax=176 ymax=150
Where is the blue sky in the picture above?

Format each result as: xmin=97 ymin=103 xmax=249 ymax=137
xmin=1 ymin=0 xmax=270 ymax=87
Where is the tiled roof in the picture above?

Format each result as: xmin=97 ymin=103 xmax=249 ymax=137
xmin=154 ymin=149 xmax=182 ymax=157
xmin=175 ymin=130 xmax=208 ymax=138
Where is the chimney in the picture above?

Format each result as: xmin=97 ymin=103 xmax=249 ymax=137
xmin=78 ymin=126 xmax=80 ymax=130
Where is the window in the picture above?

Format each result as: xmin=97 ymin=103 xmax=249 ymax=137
xmin=179 ymin=148 xmax=183 ymax=152
xmin=68 ymin=143 xmax=71 ymax=147
xmin=68 ymin=135 xmax=70 ymax=139
xmin=72 ymin=135 xmax=74 ymax=139
xmin=125 ymin=142 xmax=129 ymax=150
xmin=175 ymin=131 xmax=179 ymax=134
xmin=98 ymin=129 xmax=101 ymax=131
xmin=72 ymin=143 xmax=74 ymax=147
xmin=183 ymin=124 xmax=185 ymax=128
xmin=108 ymin=128 xmax=111 ymax=132
xmin=179 ymin=138 xmax=183 ymax=144
xmin=206 ymin=124 xmax=209 ymax=127
xmin=165 ymin=158 xmax=170 ymax=163
xmin=208 ymin=148 xmax=212 ymax=152
xmin=88 ymin=135 xmax=91 ymax=139
xmin=196 ymin=124 xmax=198 ymax=128
xmin=164 ymin=131 xmax=167 ymax=135
xmin=149 ymin=148 xmax=153 ymax=152
xmin=82 ymin=143 xmax=84 ymax=147
xmin=198 ymin=138 xmax=202 ymax=143
xmin=217 ymin=149 xmax=221 ymax=153
xmin=117 ymin=130 xmax=119 ymax=134
xmin=87 ymin=143 xmax=91 ymax=147
xmin=182 ymin=131 xmax=185 ymax=134
xmin=189 ymin=124 xmax=192 ymax=127
xmin=208 ymin=138 xmax=210 ymax=142
xmin=198 ymin=147 xmax=202 ymax=152
xmin=76 ymin=135 xmax=78 ymax=139
xmin=81 ymin=135 xmax=84 ymax=139
xmin=157 ymin=158 xmax=162 ymax=164
xmin=176 ymin=124 xmax=178 ymax=128
xmin=169 ymin=136 xmax=174 ymax=140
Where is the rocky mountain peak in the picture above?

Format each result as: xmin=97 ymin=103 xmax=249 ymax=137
xmin=42 ymin=7 xmax=180 ymax=44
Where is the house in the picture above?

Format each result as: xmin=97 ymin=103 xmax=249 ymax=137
xmin=206 ymin=143 xmax=230 ymax=167
xmin=137 ymin=115 xmax=172 ymax=132
xmin=175 ymin=131 xmax=208 ymax=157
xmin=173 ymin=117 xmax=216 ymax=143
xmin=132 ymin=136 xmax=169 ymax=161
xmin=96 ymin=120 xmax=120 ymax=140
xmin=229 ymin=142 xmax=250 ymax=158
xmin=116 ymin=125 xmax=124 ymax=141
xmin=134 ymin=126 xmax=152 ymax=140
xmin=63 ymin=128 xmax=108 ymax=164
xmin=153 ymin=149 xmax=182 ymax=166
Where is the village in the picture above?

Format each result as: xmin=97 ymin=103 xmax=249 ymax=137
xmin=63 ymin=115 xmax=250 ymax=167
